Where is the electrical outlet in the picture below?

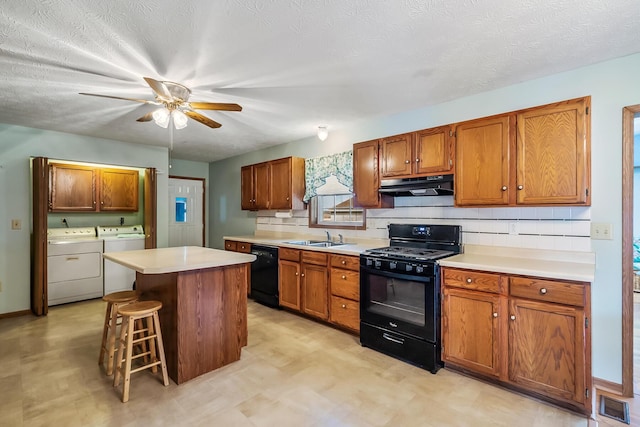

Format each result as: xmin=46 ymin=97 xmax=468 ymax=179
xmin=508 ymin=221 xmax=519 ymax=235
xmin=591 ymin=223 xmax=613 ymax=240
xmin=11 ymin=219 xmax=21 ymax=230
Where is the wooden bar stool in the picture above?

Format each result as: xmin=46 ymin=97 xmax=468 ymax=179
xmin=113 ymin=300 xmax=169 ymax=403
xmin=99 ymin=290 xmax=140 ymax=376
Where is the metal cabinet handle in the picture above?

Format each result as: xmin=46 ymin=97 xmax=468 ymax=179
xmin=493 ymin=312 xmax=498 ymax=318
xmin=301 ymin=273 xmax=305 ymax=277
xmin=341 ymin=304 xmax=346 ymax=309
xmin=286 ymin=197 xmax=290 ymax=201
xmin=66 ymin=257 xmax=79 ymax=261
xmin=501 ymin=186 xmax=507 ymax=191
xmin=341 ymin=275 xmax=346 ymax=280
xmin=404 ymin=160 xmax=410 ymax=164
xmin=466 ymin=278 xmax=472 ymax=283
xmin=540 ymin=288 xmax=547 ymax=295
xmin=295 ymin=272 xmax=299 ymax=276
xmin=341 ymin=260 xmax=346 ymax=265
xmin=510 ymin=315 xmax=516 ymax=321
xmin=382 ymin=333 xmax=404 ymax=344
xmin=415 ymin=158 xmax=420 ymax=162
xmin=517 ymin=185 xmax=523 ymax=190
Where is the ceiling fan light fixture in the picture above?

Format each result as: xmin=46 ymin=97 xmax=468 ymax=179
xmin=172 ymin=110 xmax=188 ymax=129
xmin=317 ymin=126 xmax=328 ymax=141
xmin=152 ymin=108 xmax=170 ymax=128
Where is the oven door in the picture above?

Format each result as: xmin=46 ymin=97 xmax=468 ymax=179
xmin=360 ymin=265 xmax=439 ymax=341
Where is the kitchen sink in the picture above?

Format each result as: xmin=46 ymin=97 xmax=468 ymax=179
xmin=284 ymin=240 xmax=346 ymax=247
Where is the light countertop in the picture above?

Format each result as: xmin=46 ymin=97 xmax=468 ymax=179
xmin=103 ymin=246 xmax=256 ymax=275
xmin=438 ymin=245 xmax=595 ymax=282
xmin=223 ymin=234 xmax=387 ymax=256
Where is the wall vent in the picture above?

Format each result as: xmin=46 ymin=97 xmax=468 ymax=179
xmin=599 ymin=395 xmax=630 ymax=424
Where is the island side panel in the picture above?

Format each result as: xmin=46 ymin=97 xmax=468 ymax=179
xmin=134 ymin=271 xmax=180 ymax=382
xmin=175 ymin=263 xmax=249 ymax=383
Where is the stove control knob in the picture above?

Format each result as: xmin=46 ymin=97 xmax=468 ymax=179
xmin=415 ymin=266 xmax=424 ymax=273
xmin=366 ymin=258 xmax=373 ymax=267
xmin=405 ymin=264 xmax=413 ymax=272
xmin=374 ymin=260 xmax=382 ymax=268
xmin=389 ymin=262 xmax=397 ymax=270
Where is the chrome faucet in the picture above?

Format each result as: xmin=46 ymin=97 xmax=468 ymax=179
xmin=325 ymin=230 xmax=331 ymax=242
xmin=338 ymin=234 xmax=344 ymax=244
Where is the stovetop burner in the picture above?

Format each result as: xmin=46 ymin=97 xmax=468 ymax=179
xmin=363 ymin=246 xmax=455 ymax=261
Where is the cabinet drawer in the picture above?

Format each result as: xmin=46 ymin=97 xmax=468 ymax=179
xmin=330 ymin=296 xmax=360 ymax=331
xmin=280 ymin=247 xmax=300 ymax=262
xmin=224 ymin=240 xmax=237 ymax=251
xmin=442 ymin=268 xmax=505 ymax=294
xmin=509 ymin=276 xmax=586 ymax=307
xmin=330 ymin=269 xmax=359 ymax=300
xmin=302 ymin=250 xmax=328 ymax=266
xmin=236 ymin=242 xmax=251 ymax=253
xmin=330 ymin=254 xmax=360 ymax=271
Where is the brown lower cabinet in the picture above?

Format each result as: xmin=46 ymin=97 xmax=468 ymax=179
xmin=278 ymin=249 xmax=360 ymax=331
xmin=224 ymin=240 xmax=252 ymax=295
xmin=441 ymin=267 xmax=591 ymax=413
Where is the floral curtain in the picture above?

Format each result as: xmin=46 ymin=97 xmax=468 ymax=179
xmin=303 ymin=150 xmax=353 ymax=202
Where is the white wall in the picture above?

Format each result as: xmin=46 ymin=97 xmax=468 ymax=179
xmin=0 ymin=124 xmax=169 ymax=315
xmin=210 ymin=52 xmax=640 ymax=384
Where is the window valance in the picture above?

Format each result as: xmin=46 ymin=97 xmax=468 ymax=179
xmin=303 ymin=150 xmax=353 ymax=202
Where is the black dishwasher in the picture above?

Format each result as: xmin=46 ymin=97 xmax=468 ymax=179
xmin=250 ymin=245 xmax=279 ymax=308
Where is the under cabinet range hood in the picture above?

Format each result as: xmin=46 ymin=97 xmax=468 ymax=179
xmin=379 ymin=174 xmax=454 ymax=197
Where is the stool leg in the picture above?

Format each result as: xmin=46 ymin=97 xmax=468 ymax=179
xmin=98 ymin=301 xmax=112 ymax=368
xmin=113 ymin=314 xmax=128 ymax=388
xmin=105 ymin=301 xmax=121 ymax=376
xmin=153 ymin=311 xmax=170 ymax=386
xmin=146 ymin=315 xmax=158 ymax=374
xmin=121 ymin=315 xmax=136 ymax=403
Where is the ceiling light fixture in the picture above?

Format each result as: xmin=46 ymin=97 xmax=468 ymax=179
xmin=172 ymin=110 xmax=188 ymax=129
xmin=152 ymin=108 xmax=170 ymax=128
xmin=152 ymin=107 xmax=189 ymax=130
xmin=317 ymin=126 xmax=328 ymax=141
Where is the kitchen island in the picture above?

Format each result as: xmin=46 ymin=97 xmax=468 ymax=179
xmin=102 ymin=246 xmax=256 ymax=384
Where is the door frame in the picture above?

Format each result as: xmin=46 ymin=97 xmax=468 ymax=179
xmin=168 ymin=175 xmax=206 ymax=247
xmin=621 ymin=104 xmax=640 ymax=397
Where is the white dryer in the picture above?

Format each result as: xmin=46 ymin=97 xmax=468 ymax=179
xmin=98 ymin=225 xmax=145 ymax=294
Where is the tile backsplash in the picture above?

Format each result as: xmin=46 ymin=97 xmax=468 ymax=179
xmin=256 ymin=195 xmax=591 ymax=252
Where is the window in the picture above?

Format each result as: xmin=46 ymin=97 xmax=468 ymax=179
xmin=309 ymin=194 xmax=365 ymax=230
xmin=175 ymin=197 xmax=187 ymax=223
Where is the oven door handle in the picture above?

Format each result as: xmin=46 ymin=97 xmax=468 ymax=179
xmin=382 ymin=333 xmax=405 ymax=345
xmin=360 ymin=266 xmax=432 ymax=283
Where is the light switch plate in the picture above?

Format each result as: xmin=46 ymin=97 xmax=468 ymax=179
xmin=591 ymin=222 xmax=613 ymax=240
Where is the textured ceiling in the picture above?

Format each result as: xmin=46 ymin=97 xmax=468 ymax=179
xmin=1 ymin=0 xmax=639 ymax=162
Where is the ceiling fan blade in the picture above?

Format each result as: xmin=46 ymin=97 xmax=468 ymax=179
xmin=189 ymin=101 xmax=242 ymax=112
xmin=184 ymin=111 xmax=222 ymax=128
xmin=136 ymin=112 xmax=154 ymax=122
xmin=143 ymin=77 xmax=172 ymax=100
xmin=79 ymin=92 xmax=158 ymax=105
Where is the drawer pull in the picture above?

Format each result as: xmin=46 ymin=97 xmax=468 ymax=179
xmin=382 ymin=333 xmax=404 ymax=344
xmin=341 ymin=260 xmax=346 ymax=265
xmin=510 ymin=315 xmax=516 ymax=321
xmin=466 ymin=278 xmax=472 ymax=283
xmin=295 ymin=272 xmax=299 ymax=276
xmin=341 ymin=275 xmax=346 ymax=280
xmin=404 ymin=160 xmax=410 ymax=164
xmin=341 ymin=304 xmax=346 ymax=309
xmin=539 ymin=288 xmax=547 ymax=295
xmin=493 ymin=312 xmax=498 ymax=318
xmin=301 ymin=273 xmax=305 ymax=277
xmin=66 ymin=257 xmax=80 ymax=261
xmin=501 ymin=186 xmax=507 ymax=191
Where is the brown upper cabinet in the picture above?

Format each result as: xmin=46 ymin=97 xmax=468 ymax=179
xmin=380 ymin=125 xmax=454 ymax=178
xmin=49 ymin=163 xmax=139 ymax=212
xmin=352 ymin=139 xmax=394 ymax=209
xmin=241 ymin=156 xmax=305 ymax=211
xmin=455 ymin=96 xmax=591 ymax=207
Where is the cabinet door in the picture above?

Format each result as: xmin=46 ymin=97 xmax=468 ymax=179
xmin=508 ymin=298 xmax=587 ymax=407
xmin=516 ymin=97 xmax=590 ymax=205
xmin=302 ymin=263 xmax=329 ymax=320
xmin=442 ymin=287 xmax=505 ymax=378
xmin=100 ymin=168 xmax=139 ymax=211
xmin=380 ymin=133 xmax=413 ymax=177
xmin=49 ymin=163 xmax=97 ymax=211
xmin=455 ymin=115 xmax=512 ymax=206
xmin=269 ymin=157 xmax=292 ymax=209
xmin=240 ymin=165 xmax=255 ymax=210
xmin=414 ymin=126 xmax=453 ymax=175
xmin=279 ymin=260 xmax=301 ymax=311
xmin=253 ymin=162 xmax=270 ymax=209
xmin=353 ymin=139 xmax=393 ymax=208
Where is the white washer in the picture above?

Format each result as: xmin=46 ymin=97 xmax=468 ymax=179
xmin=47 ymin=227 xmax=104 ymax=306
xmin=98 ymin=225 xmax=145 ymax=294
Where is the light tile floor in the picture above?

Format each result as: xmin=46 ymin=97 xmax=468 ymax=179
xmin=1 ymin=299 xmax=592 ymax=426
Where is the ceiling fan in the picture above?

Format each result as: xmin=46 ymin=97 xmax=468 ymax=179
xmin=79 ymin=77 xmax=242 ymax=129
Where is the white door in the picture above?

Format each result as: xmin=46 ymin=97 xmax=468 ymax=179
xmin=168 ymin=178 xmax=204 ymax=247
